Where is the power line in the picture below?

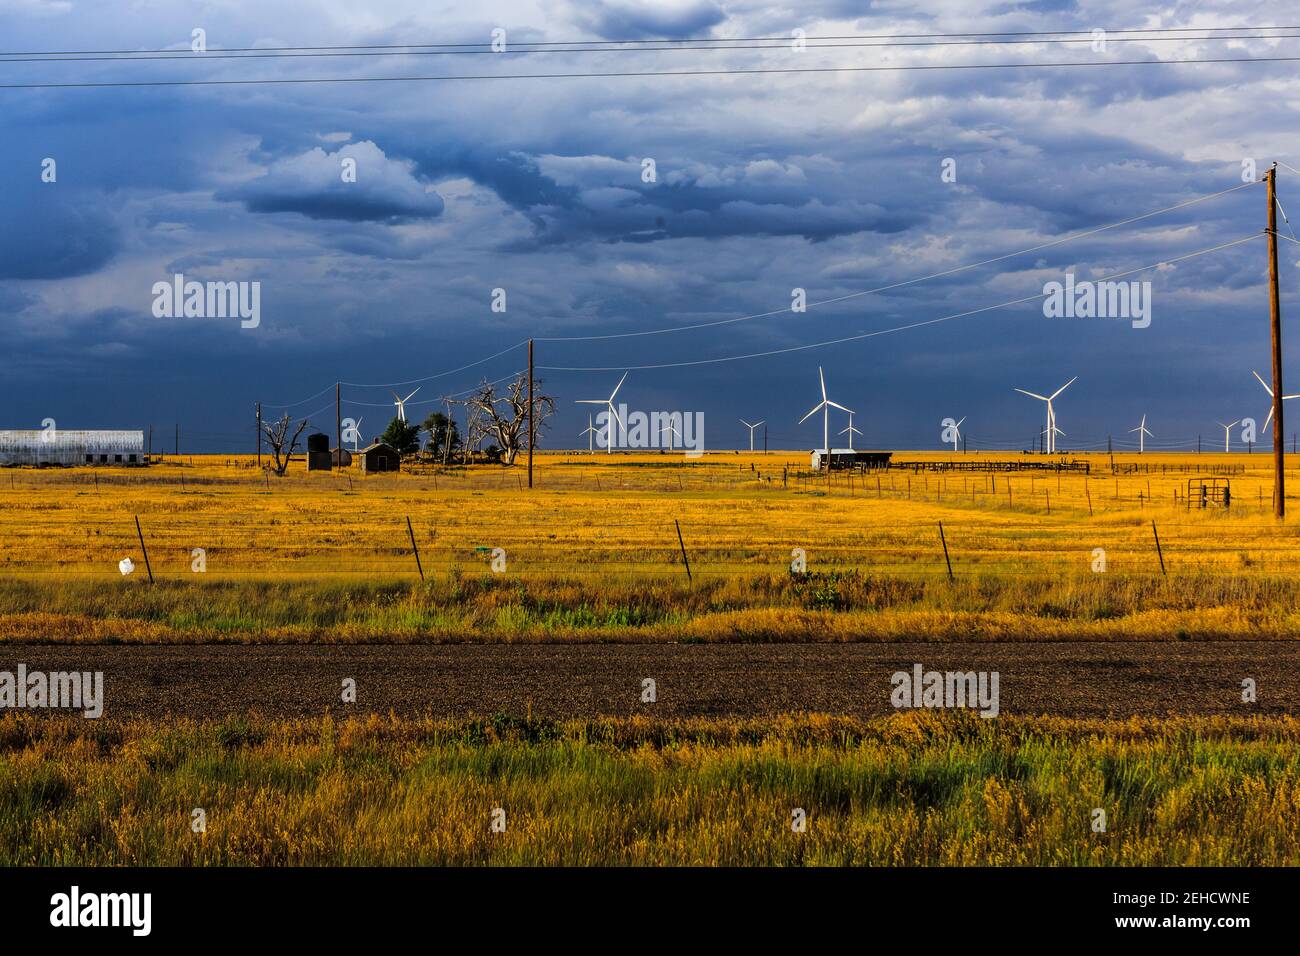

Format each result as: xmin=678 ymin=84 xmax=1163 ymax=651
xmin=537 ymin=180 xmax=1262 ymax=342
xmin=338 ymin=340 xmax=527 ymax=389
xmin=261 ymin=381 xmax=336 ymax=410
xmin=7 ymin=33 xmax=1300 ymax=63
xmin=6 ymin=25 xmax=1296 ymax=56
xmin=343 ymin=370 xmax=525 ymax=408
xmin=3 ymin=54 xmax=1299 ymax=90
xmin=536 ymin=234 xmax=1263 ymax=371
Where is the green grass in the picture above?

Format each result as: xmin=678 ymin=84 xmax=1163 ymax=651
xmin=1 ymin=712 xmax=1297 ymax=865
xmin=3 ymin=571 xmax=1300 ymax=643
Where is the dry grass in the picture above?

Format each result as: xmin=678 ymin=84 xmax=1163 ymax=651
xmin=1 ymin=711 xmax=1296 ymax=865
xmin=2 ymin=450 xmax=1298 ymax=642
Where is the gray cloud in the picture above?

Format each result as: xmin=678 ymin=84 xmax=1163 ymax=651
xmin=220 ymin=141 xmax=444 ymax=223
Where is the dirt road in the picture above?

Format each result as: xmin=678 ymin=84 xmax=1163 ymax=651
xmin=0 ymin=641 xmax=1295 ymax=719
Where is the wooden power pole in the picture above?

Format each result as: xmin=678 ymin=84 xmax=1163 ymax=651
xmin=255 ymin=403 xmax=262 ymax=466
xmin=1268 ymin=164 xmax=1285 ymax=518
xmin=527 ymin=339 xmax=534 ymax=489
xmin=335 ymin=383 xmax=341 ymax=462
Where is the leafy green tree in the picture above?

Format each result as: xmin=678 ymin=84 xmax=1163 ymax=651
xmin=378 ymin=417 xmax=421 ymax=455
xmin=420 ymin=411 xmax=460 ymax=460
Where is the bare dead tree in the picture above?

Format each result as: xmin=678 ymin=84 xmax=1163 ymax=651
xmin=465 ymin=400 xmax=487 ymax=463
xmin=261 ymin=413 xmax=310 ymax=476
xmin=464 ymin=373 xmax=556 ymax=465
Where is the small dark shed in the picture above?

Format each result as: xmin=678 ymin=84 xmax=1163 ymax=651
xmin=359 ymin=442 xmax=400 ymax=473
xmin=307 ymin=433 xmax=332 ymax=471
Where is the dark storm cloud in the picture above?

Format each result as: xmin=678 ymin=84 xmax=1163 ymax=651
xmin=572 ymin=0 xmax=727 ymax=39
xmin=1 ymin=0 xmax=1295 ymax=450
xmin=0 ymin=187 xmax=119 ymax=280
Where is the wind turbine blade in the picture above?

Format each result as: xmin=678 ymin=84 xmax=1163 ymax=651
xmin=1014 ymin=388 xmax=1049 ymax=401
xmin=798 ymin=402 xmax=825 ymax=424
xmin=955 ymin=417 xmax=966 ymax=427
xmin=740 ymin=419 xmax=753 ymax=428
xmin=754 ymin=420 xmax=765 ymax=427
xmin=826 ymin=401 xmax=855 ymax=414
xmin=608 ymin=371 xmax=629 ymax=403
xmin=818 ymin=367 xmax=827 ymax=401
xmin=1253 ymin=370 xmax=1274 ymax=396
xmin=607 ymin=403 xmax=625 ymax=428
xmin=405 ymin=387 xmax=421 ymax=402
xmin=575 ymin=399 xmax=604 ymax=406
xmin=1049 ymin=376 xmax=1077 ymax=400
xmin=1264 ymin=407 xmax=1274 ymax=431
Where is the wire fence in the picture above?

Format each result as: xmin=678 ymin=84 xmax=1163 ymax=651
xmin=3 ymin=455 xmax=1299 ymax=580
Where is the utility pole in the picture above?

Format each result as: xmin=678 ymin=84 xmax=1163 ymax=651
xmin=335 ymin=383 xmax=341 ymax=462
xmin=174 ymin=423 xmax=179 ymax=457
xmin=763 ymin=424 xmax=768 ymax=454
xmin=1267 ymin=163 xmax=1285 ymax=518
xmin=1197 ymin=434 xmax=1201 ymax=454
xmin=1107 ymin=434 xmax=1112 ymax=455
xmin=255 ymin=403 xmax=262 ymax=467
xmin=442 ymin=397 xmax=453 ymax=466
xmin=527 ymin=339 xmax=534 ymax=489
xmin=148 ymin=424 xmax=153 ymax=460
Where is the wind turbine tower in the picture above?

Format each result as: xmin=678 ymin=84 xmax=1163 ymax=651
xmin=575 ymin=373 xmax=628 ymax=455
xmin=1129 ymin=414 xmax=1153 ymax=453
xmin=1014 ymin=377 xmax=1076 ymax=454
xmin=1218 ymin=420 xmax=1240 ymax=453
xmin=391 ymin=387 xmax=420 ymax=423
xmin=799 ymin=367 xmax=854 ymax=453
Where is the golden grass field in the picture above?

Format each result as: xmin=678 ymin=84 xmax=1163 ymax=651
xmin=3 ymin=453 xmax=1297 ymax=867
xmin=1 ymin=450 xmax=1299 ymax=642
xmin=2 ymin=711 xmax=1296 ymax=865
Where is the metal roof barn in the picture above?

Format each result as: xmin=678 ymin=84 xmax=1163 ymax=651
xmin=0 ymin=430 xmax=145 ymax=466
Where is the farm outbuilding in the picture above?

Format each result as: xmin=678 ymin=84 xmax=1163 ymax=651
xmin=0 ymin=430 xmax=145 ymax=466
xmin=359 ymin=442 xmax=401 ymax=474
xmin=810 ymin=448 xmax=893 ymax=471
xmin=306 ymin=433 xmax=332 ymax=471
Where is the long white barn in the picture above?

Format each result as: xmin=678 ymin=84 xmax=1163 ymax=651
xmin=0 ymin=430 xmax=145 ymax=466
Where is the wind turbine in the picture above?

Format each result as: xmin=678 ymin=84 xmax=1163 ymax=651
xmin=1252 ymin=370 xmax=1300 ymax=432
xmin=1218 ymin=419 xmax=1241 ymax=453
xmin=350 ymin=416 xmax=364 ymax=452
xmin=391 ymin=387 xmax=420 ymax=423
xmin=580 ymin=415 xmax=598 ymax=454
xmin=947 ymin=416 xmax=966 ymax=452
xmin=575 ymin=372 xmax=627 ymax=454
xmin=1129 ymin=414 xmax=1152 ymax=453
xmin=799 ymin=367 xmax=854 ymax=452
xmin=1014 ymin=377 xmax=1076 ymax=454
xmin=839 ymin=412 xmax=862 ymax=450
xmin=739 ymin=419 xmax=765 ymax=452
xmin=659 ymin=420 xmax=680 ymax=451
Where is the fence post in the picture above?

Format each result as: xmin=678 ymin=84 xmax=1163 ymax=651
xmin=134 ymin=516 xmax=154 ymax=584
xmin=674 ymin=519 xmax=692 ymax=582
xmin=1152 ymin=520 xmax=1166 ymax=576
xmin=938 ymin=522 xmax=954 ymax=581
xmin=406 ymin=516 xmax=424 ymax=581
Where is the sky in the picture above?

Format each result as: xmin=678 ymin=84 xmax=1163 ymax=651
xmin=2 ymin=0 xmax=1299 ymax=453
